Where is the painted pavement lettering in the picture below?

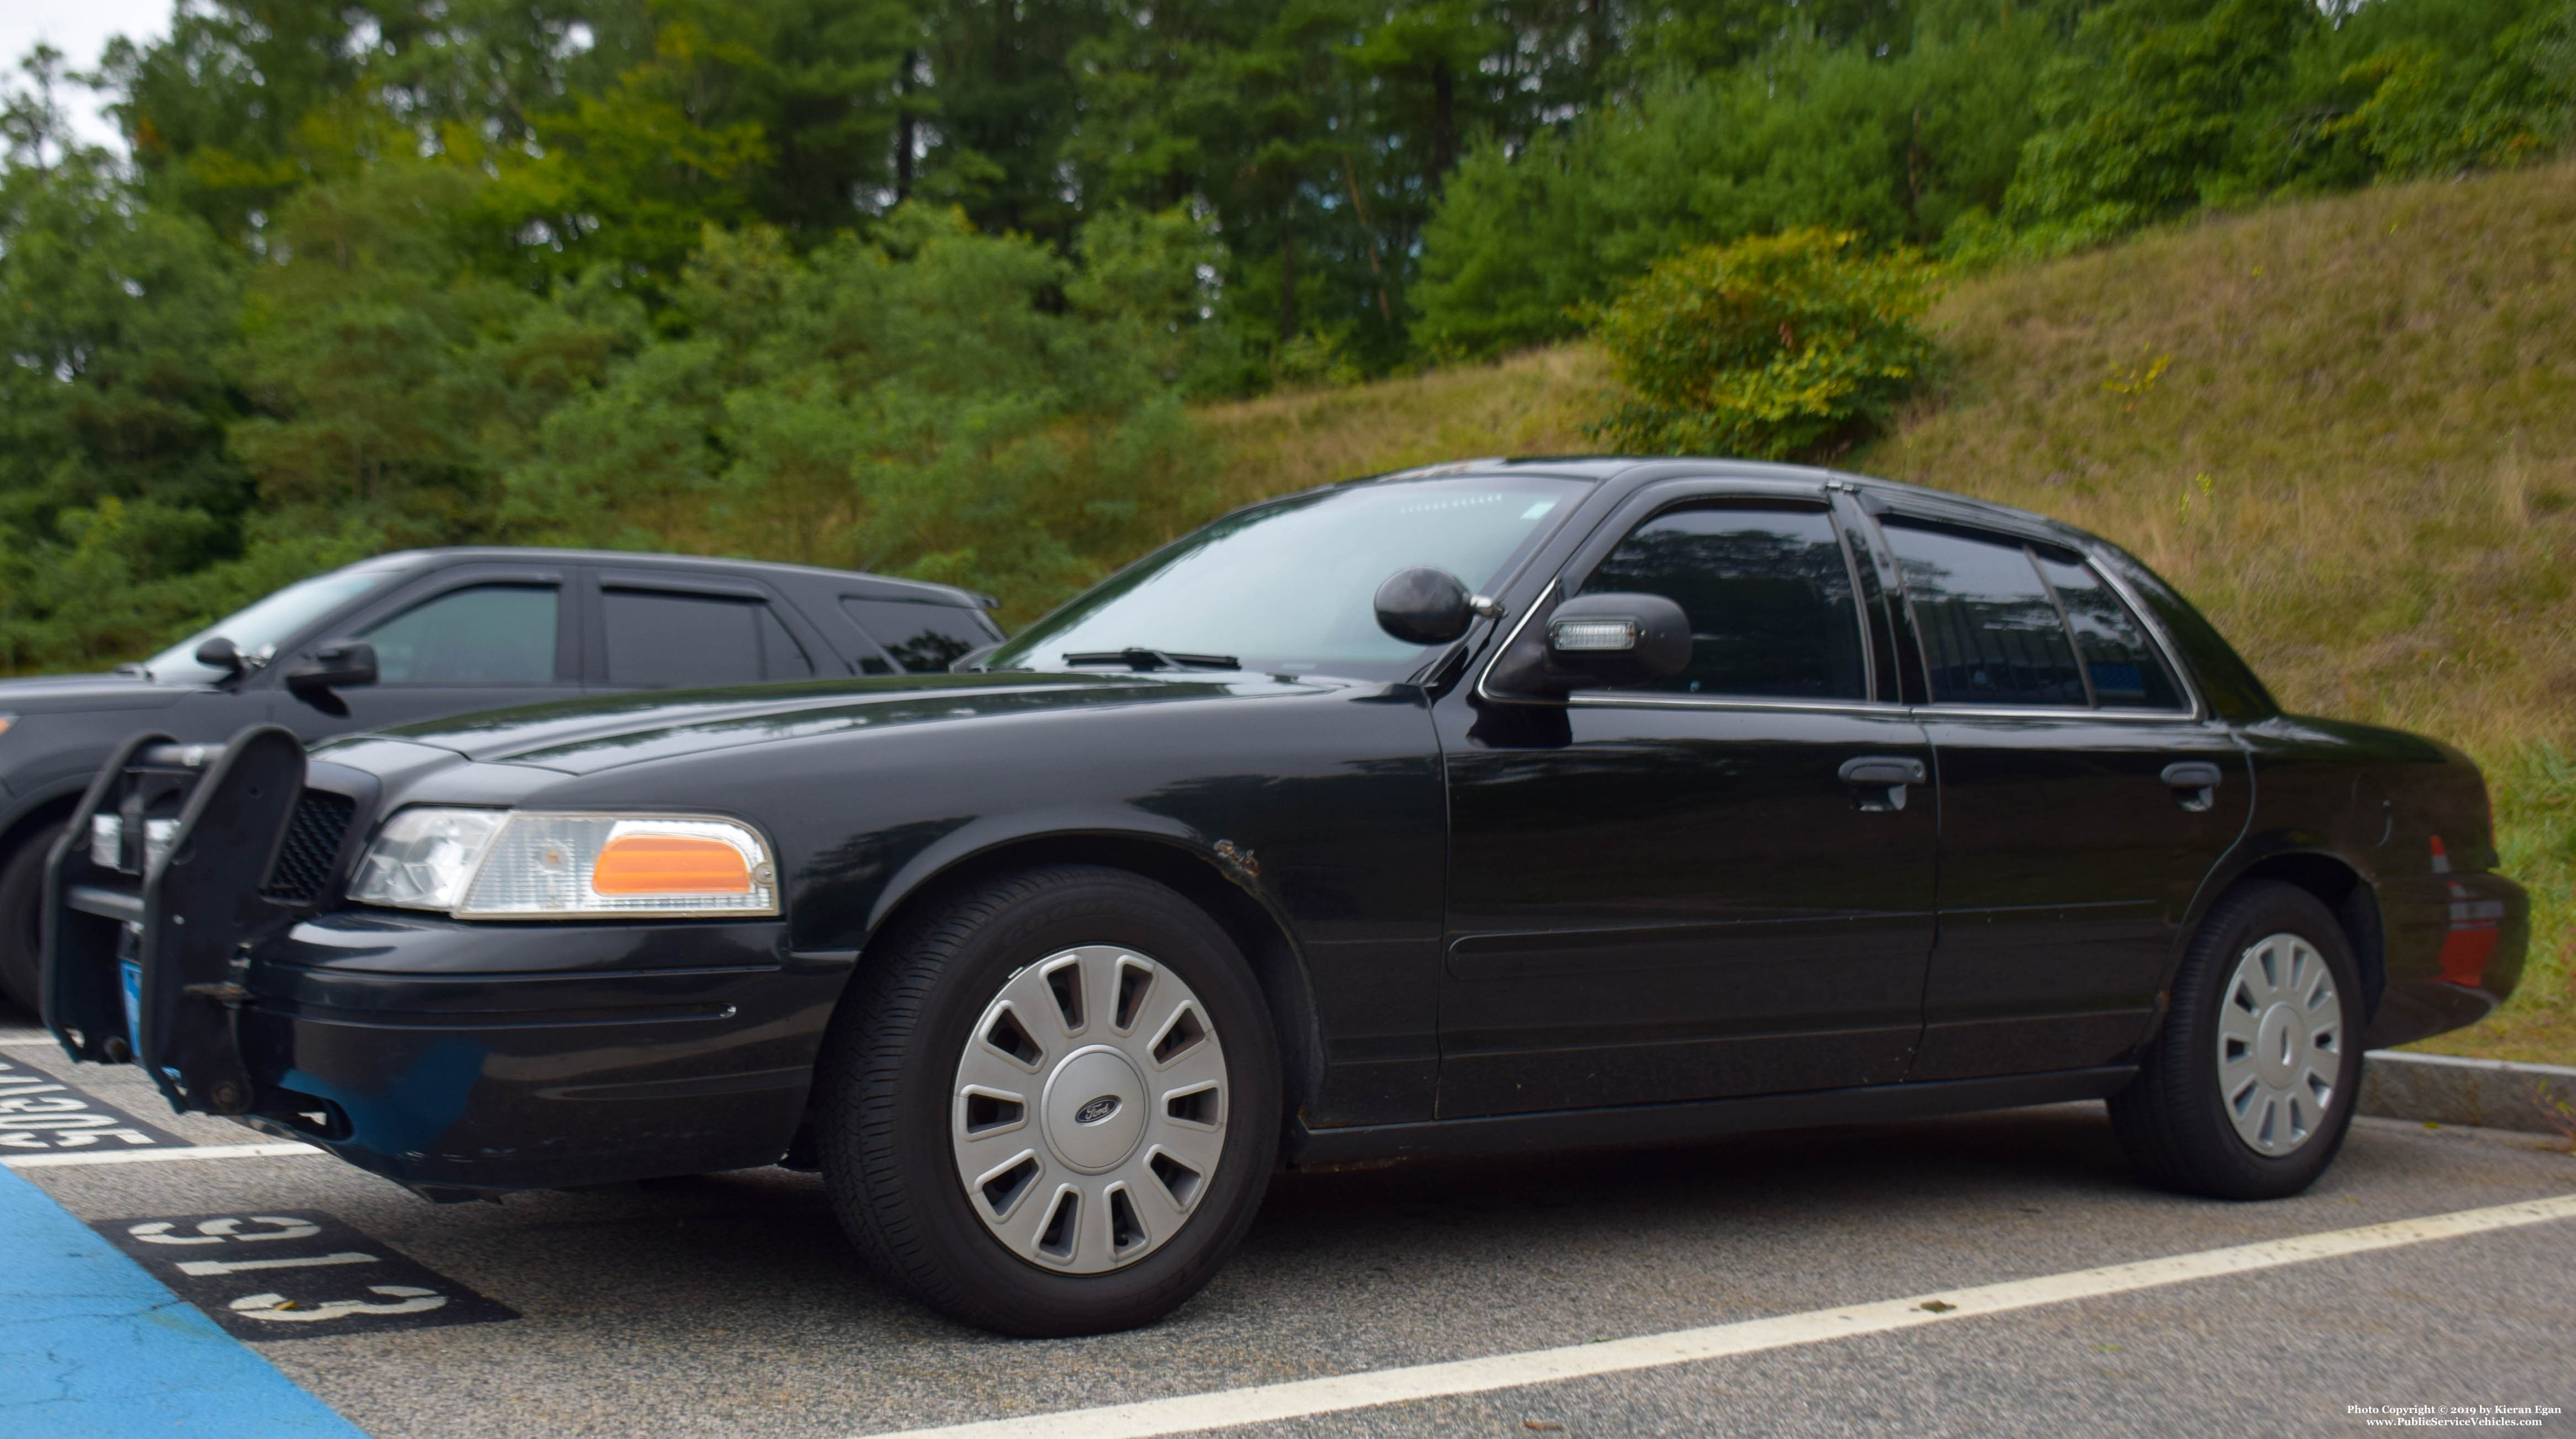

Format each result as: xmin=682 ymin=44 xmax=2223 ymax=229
xmin=0 ymin=1047 xmax=187 ymax=1153
xmin=97 ymin=1208 xmax=518 ymax=1340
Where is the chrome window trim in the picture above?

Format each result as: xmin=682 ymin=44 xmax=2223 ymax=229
xmin=1569 ymin=693 xmax=1908 ymax=716
xmin=1906 ymin=704 xmax=2206 ymax=724
xmin=1472 ymin=580 xmax=1557 ymax=705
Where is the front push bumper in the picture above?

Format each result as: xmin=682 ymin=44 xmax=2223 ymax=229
xmin=44 ymin=726 xmax=850 ymax=1195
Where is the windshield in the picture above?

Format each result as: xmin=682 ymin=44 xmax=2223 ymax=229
xmin=989 ymin=475 xmax=1590 ymax=681
xmin=140 ymin=562 xmax=413 ymax=683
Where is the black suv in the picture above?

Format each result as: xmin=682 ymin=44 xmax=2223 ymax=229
xmin=0 ymin=546 xmax=1000 ymax=1009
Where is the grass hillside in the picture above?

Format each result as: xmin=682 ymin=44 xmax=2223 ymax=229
xmin=1194 ymin=162 xmax=2576 ymax=1066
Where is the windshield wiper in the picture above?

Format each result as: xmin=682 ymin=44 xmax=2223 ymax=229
xmin=1062 ymin=649 xmax=1240 ymax=672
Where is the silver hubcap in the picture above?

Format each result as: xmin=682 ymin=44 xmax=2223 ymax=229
xmin=950 ymin=945 xmax=1228 ymax=1273
xmin=2216 ymin=931 xmax=2344 ymax=1156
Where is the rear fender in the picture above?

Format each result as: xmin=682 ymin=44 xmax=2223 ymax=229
xmin=2152 ymin=831 xmax=2381 ymax=1044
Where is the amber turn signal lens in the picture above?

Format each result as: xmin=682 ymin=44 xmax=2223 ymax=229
xmin=591 ymin=833 xmax=752 ymax=895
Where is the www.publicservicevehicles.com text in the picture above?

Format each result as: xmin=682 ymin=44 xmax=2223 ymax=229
xmin=2350 ymin=1405 xmax=2562 ymax=1427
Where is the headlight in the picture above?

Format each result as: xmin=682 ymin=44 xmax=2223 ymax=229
xmin=89 ymin=814 xmax=180 ymax=873
xmin=347 ymin=809 xmax=779 ymax=919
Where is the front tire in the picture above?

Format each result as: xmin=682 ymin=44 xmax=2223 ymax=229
xmin=0 ymin=821 xmax=65 ymax=1015
xmin=2110 ymin=880 xmax=2364 ymax=1199
xmin=815 ymin=865 xmax=1281 ymax=1336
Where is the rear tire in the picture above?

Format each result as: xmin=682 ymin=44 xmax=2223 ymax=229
xmin=814 ymin=864 xmax=1281 ymax=1336
xmin=2110 ymin=880 xmax=2364 ymax=1199
xmin=0 ymin=822 xmax=65 ymax=1015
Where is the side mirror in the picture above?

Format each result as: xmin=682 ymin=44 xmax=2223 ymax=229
xmin=194 ymin=636 xmax=246 ymax=678
xmin=1375 ymin=567 xmax=1498 ymax=646
xmin=1540 ymin=592 xmax=1692 ymax=688
xmin=286 ymin=639 xmax=378 ymax=717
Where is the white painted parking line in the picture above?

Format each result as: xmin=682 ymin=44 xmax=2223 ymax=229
xmin=0 ymin=1036 xmax=60 ymax=1048
xmin=859 ymin=1191 xmax=2576 ymax=1439
xmin=4 ymin=1141 xmax=322 ymax=1169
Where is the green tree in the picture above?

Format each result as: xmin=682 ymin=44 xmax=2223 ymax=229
xmin=2003 ymin=0 xmax=2317 ymax=229
xmin=1414 ymin=7 xmax=2056 ymax=357
xmin=0 ymin=96 xmax=259 ymax=671
xmin=227 ymin=162 xmax=640 ymax=542
xmin=506 ymin=204 xmax=1215 ymax=615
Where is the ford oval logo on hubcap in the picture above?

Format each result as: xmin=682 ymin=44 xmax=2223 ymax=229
xmin=1074 ymin=1095 xmax=1122 ymax=1125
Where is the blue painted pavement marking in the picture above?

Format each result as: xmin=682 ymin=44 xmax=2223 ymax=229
xmin=0 ymin=1164 xmax=366 ymax=1437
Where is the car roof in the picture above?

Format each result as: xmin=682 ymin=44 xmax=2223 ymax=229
xmin=363 ymin=547 xmax=995 ymax=609
xmin=1352 ymin=456 xmax=2094 ymax=552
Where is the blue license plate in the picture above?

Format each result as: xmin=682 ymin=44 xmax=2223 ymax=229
xmin=120 ymin=958 xmax=142 ymax=1059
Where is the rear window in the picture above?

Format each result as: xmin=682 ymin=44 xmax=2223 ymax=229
xmin=603 ymin=591 xmax=814 ymax=688
xmin=1884 ymin=523 xmax=2088 ymax=707
xmin=843 ymin=598 xmax=999 ymax=674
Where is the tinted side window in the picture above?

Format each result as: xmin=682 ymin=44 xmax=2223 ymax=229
xmin=843 ymin=598 xmax=998 ymax=675
xmin=1884 ymin=524 xmax=2086 ymax=707
xmin=2035 ymin=557 xmax=2184 ymax=710
xmin=361 ymin=585 xmax=557 ymax=686
xmin=604 ymin=591 xmax=811 ymax=688
xmin=1579 ymin=503 xmax=1867 ymax=700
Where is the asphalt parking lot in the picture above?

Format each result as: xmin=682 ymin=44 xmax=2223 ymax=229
xmin=6 ymin=1010 xmax=2571 ymax=1439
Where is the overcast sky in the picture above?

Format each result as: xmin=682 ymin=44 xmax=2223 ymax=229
xmin=2 ymin=0 xmax=174 ymax=151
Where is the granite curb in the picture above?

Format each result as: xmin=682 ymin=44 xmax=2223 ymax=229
xmin=2361 ymin=1050 xmax=2576 ymax=1135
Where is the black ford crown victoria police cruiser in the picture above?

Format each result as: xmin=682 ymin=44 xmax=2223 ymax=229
xmin=43 ymin=459 xmax=2526 ymax=1336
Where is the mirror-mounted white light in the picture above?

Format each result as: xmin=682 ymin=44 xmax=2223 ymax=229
xmin=1549 ymin=618 xmax=1642 ymax=652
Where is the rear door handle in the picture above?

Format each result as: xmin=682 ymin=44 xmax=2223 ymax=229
xmin=1839 ymin=757 xmax=1927 ymax=787
xmin=2161 ymin=760 xmax=2223 ymax=813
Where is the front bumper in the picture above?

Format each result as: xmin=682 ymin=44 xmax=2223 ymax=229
xmin=43 ymin=726 xmax=850 ymax=1194
xmin=235 ymin=913 xmax=847 ymax=1193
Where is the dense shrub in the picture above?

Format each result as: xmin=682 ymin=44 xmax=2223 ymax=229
xmin=1412 ymin=17 xmax=2056 ymax=360
xmin=1586 ymin=230 xmax=1940 ymax=462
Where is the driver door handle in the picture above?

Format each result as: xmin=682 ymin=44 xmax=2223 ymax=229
xmin=1839 ymin=757 xmax=1927 ymax=787
xmin=1839 ymin=756 xmax=1926 ymax=813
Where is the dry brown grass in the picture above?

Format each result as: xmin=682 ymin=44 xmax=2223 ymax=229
xmin=1863 ymin=161 xmax=2576 ymax=762
xmin=1194 ymin=346 xmax=1616 ymax=509
xmin=1186 ymin=163 xmax=2576 ymax=1064
xmin=1858 ymin=163 xmax=2576 ymax=1065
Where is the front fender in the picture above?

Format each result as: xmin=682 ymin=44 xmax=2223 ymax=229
xmin=859 ymin=804 xmax=1225 ymax=939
